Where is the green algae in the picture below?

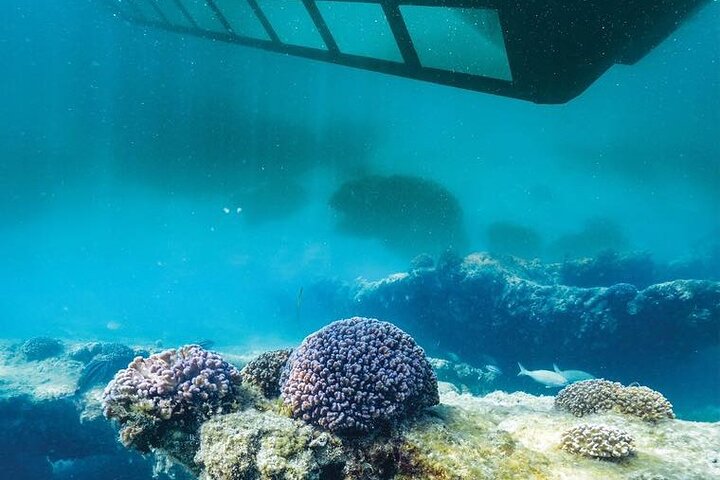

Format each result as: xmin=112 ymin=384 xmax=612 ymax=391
xmin=395 ymin=404 xmax=551 ymax=480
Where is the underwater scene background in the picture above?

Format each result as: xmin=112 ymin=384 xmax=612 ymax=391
xmin=0 ymin=1 xmax=718 ymax=479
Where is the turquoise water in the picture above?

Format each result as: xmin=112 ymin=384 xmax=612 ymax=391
xmin=0 ymin=1 xmax=718 ymax=478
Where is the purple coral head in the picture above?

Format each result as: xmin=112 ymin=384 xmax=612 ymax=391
xmin=102 ymin=345 xmax=243 ymax=427
xmin=280 ymin=317 xmax=439 ymax=433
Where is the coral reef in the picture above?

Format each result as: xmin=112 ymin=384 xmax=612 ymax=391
xmin=559 ymin=424 xmax=635 ymax=460
xmin=409 ymin=253 xmax=434 ymax=271
xmin=240 ymin=348 xmax=293 ymax=398
xmin=307 ymin=253 xmax=720 ymax=375
xmin=555 ymin=380 xmax=674 ymax=422
xmin=280 ymin=317 xmax=439 ymax=433
xmin=70 ymin=342 xmax=136 ymax=363
xmin=102 ymin=345 xmax=248 ymax=452
xmin=193 ymin=389 xmax=550 ymax=480
xmin=558 ymin=250 xmax=656 ymax=288
xmin=428 ymin=357 xmax=500 ymax=395
xmin=5 ymin=336 xmax=702 ymax=480
xmin=18 ymin=336 xmax=63 ymax=361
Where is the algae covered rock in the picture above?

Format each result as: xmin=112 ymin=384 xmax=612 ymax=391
xmin=397 ymin=399 xmax=551 ymax=479
xmin=19 ymin=336 xmax=64 ymax=361
xmin=195 ymin=409 xmax=344 ymax=480
xmin=317 ymin=253 xmax=720 ymax=375
xmin=107 ymin=379 xmax=720 ymax=480
xmin=193 ymin=393 xmax=552 ymax=480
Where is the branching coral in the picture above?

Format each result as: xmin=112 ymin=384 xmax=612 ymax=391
xmin=560 ymin=424 xmax=635 ymax=460
xmin=102 ymin=345 xmax=247 ymax=451
xmin=280 ymin=317 xmax=439 ymax=433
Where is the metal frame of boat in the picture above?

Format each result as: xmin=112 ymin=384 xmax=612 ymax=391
xmin=100 ymin=0 xmax=709 ymax=103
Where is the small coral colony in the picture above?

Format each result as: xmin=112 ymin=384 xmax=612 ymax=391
xmin=99 ymin=316 xmax=678 ymax=477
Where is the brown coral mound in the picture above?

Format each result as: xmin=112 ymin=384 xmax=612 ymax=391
xmin=555 ymin=380 xmax=674 ymax=422
xmin=554 ymin=380 xmax=623 ymax=417
xmin=615 ymin=386 xmax=675 ymax=422
xmin=560 ymin=424 xmax=635 ymax=460
xmin=240 ymin=348 xmax=293 ymax=398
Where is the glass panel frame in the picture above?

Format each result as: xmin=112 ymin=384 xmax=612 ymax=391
xmin=400 ymin=6 xmax=512 ymax=81
xmin=213 ymin=0 xmax=271 ymax=40
xmin=316 ymin=1 xmax=402 ymax=62
xmin=182 ymin=0 xmax=228 ymax=33
xmin=256 ymin=0 xmax=327 ymax=50
xmin=153 ymin=0 xmax=196 ymax=28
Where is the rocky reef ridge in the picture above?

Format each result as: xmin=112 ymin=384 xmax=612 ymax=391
xmin=306 ymin=252 xmax=720 ymax=373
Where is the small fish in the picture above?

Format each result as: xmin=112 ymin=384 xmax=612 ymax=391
xmin=553 ymin=364 xmax=595 ymax=383
xmin=517 ymin=362 xmax=568 ymax=388
xmin=106 ymin=321 xmax=122 ymax=331
xmin=479 ymin=353 xmax=499 ymax=366
xmin=195 ymin=339 xmax=215 ymax=350
xmin=484 ymin=364 xmax=503 ymax=375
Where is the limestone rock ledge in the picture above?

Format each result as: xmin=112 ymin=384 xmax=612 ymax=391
xmin=180 ymin=384 xmax=720 ymax=480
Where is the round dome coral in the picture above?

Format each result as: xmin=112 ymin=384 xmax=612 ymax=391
xmin=280 ymin=317 xmax=439 ymax=433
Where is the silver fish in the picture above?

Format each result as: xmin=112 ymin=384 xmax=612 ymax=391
xmin=517 ymin=362 xmax=568 ymax=388
xmin=553 ymin=364 xmax=595 ymax=383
